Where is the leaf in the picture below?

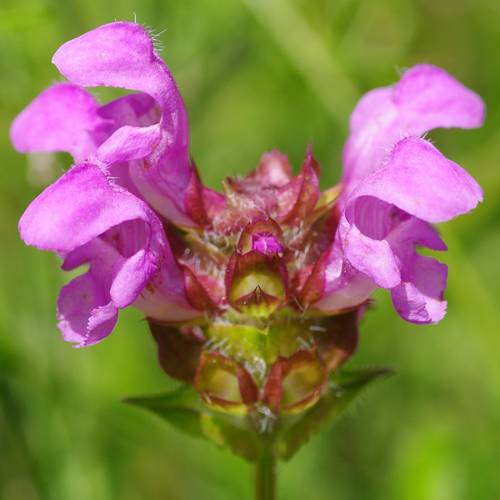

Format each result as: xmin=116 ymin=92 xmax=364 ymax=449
xmin=124 ymin=386 xmax=205 ymax=439
xmin=276 ymin=367 xmax=393 ymax=460
xmin=124 ymin=385 xmax=261 ymax=461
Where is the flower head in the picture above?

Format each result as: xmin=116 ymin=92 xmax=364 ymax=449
xmin=11 ymin=22 xmax=484 ymax=414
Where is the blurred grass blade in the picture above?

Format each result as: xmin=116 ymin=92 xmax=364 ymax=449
xmin=277 ymin=368 xmax=393 ymax=460
xmin=242 ymin=0 xmax=359 ymax=127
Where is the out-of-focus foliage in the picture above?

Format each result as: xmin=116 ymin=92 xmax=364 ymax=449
xmin=0 ymin=0 xmax=499 ymax=499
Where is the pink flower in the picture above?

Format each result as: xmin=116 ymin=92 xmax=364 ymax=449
xmin=317 ymin=65 xmax=484 ymax=323
xmin=11 ymin=21 xmax=484 ymax=364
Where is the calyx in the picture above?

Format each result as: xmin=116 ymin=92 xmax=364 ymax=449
xmin=150 ymin=150 xmax=360 ymax=417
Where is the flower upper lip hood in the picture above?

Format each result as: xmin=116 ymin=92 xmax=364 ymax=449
xmin=11 ymin=21 xmax=485 ymax=345
xmin=50 ymin=22 xmax=198 ymax=228
xmin=341 ymin=64 xmax=485 ymax=196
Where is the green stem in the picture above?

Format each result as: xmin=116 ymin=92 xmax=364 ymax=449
xmin=255 ymin=447 xmax=277 ymax=500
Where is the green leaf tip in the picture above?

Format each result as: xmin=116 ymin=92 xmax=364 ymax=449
xmin=124 ymin=385 xmax=261 ymax=461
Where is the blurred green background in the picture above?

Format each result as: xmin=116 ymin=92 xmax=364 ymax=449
xmin=1 ymin=0 xmax=499 ymax=499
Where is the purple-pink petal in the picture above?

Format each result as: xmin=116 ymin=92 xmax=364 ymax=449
xmin=393 ymin=65 xmax=484 ymax=128
xmin=19 ymin=162 xmax=162 ymax=253
xmin=57 ymin=272 xmax=118 ymax=346
xmin=52 ymin=22 xmax=186 ymax=122
xmin=10 ymin=83 xmax=107 ymax=162
xmin=314 ymin=243 xmax=377 ymax=313
xmin=96 ymin=125 xmax=161 ymax=165
xmin=133 ymin=254 xmax=203 ymax=324
xmin=349 ymin=137 xmax=482 ymax=224
xmin=341 ymin=185 xmax=451 ymax=286
xmin=391 ymin=255 xmax=448 ymax=324
xmin=342 ymin=64 xmax=485 ymax=192
xmin=97 ymin=92 xmax=159 ymax=128
xmin=339 ymin=214 xmax=401 ymax=289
